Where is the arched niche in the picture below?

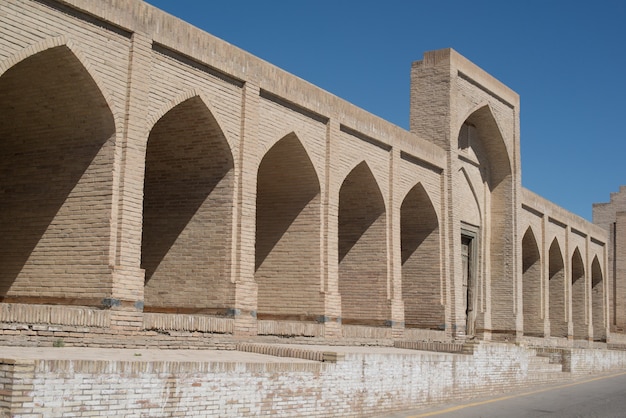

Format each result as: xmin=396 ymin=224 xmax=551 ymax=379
xmin=457 ymin=105 xmax=515 ymax=337
xmin=255 ymin=133 xmax=322 ymax=321
xmin=338 ymin=162 xmax=388 ymax=326
xmin=548 ymin=239 xmax=567 ymax=338
xmin=591 ymin=256 xmax=605 ymax=341
xmin=400 ymin=183 xmax=442 ymax=330
xmin=571 ymin=248 xmax=586 ymax=340
xmin=0 ymin=45 xmax=115 ymax=303
xmin=522 ymin=227 xmax=543 ymax=336
xmin=142 ymin=96 xmax=235 ymax=313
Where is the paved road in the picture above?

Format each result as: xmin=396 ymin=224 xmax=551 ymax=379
xmin=379 ymin=371 xmax=626 ymax=417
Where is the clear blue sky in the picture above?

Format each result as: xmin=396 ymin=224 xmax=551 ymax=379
xmin=145 ymin=0 xmax=625 ymax=221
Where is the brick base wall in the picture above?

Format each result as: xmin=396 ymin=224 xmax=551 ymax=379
xmin=2 ymin=342 xmax=626 ymax=417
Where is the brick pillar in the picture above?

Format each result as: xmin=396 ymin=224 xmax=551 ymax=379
xmin=323 ymin=120 xmax=342 ymax=338
xmin=0 ymin=359 xmax=35 ymax=416
xmin=232 ymin=82 xmax=260 ymax=336
xmin=616 ymin=213 xmax=626 ymax=330
xmin=390 ymin=148 xmax=405 ymax=339
xmin=109 ymin=32 xmax=152 ymax=331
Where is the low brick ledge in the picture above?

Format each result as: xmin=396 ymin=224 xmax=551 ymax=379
xmin=394 ymin=340 xmax=471 ymax=354
xmin=236 ymin=343 xmax=344 ymax=363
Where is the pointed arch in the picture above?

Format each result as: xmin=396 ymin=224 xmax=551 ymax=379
xmin=548 ymin=239 xmax=567 ymax=337
xmin=522 ymin=227 xmax=543 ymax=336
xmin=147 ymin=89 xmax=230 ymax=139
xmin=458 ymin=104 xmax=512 ymax=186
xmin=259 ymin=127 xmax=313 ymax=160
xmin=458 ymin=104 xmax=515 ymax=337
xmin=255 ymin=133 xmax=322 ymax=321
xmin=400 ymin=183 xmax=442 ymax=330
xmin=0 ymin=44 xmax=116 ymax=302
xmin=0 ymin=36 xmax=68 ymax=75
xmin=0 ymin=37 xmax=119 ymax=124
xmin=591 ymin=256 xmax=605 ymax=341
xmin=571 ymin=247 xmax=587 ymax=340
xmin=142 ymin=95 xmax=235 ymax=313
xmin=338 ymin=161 xmax=388 ymax=326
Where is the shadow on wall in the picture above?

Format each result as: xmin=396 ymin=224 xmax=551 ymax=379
xmin=141 ymin=97 xmax=234 ymax=284
xmin=255 ymin=133 xmax=320 ymax=271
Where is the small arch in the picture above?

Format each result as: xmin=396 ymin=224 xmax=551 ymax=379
xmin=255 ymin=133 xmax=322 ymax=321
xmin=401 ymin=183 xmax=442 ymax=330
xmin=142 ymin=96 xmax=235 ymax=312
xmin=591 ymin=256 xmax=605 ymax=341
xmin=0 ymin=45 xmax=116 ymax=302
xmin=548 ymin=239 xmax=567 ymax=338
xmin=338 ymin=161 xmax=388 ymax=325
xmin=522 ymin=227 xmax=543 ymax=336
xmin=571 ymin=247 xmax=586 ymax=339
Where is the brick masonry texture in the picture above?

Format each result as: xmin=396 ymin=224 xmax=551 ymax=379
xmin=1 ymin=0 xmax=625 ymax=415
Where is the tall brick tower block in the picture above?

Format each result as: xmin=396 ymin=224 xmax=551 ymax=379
xmin=410 ymin=49 xmax=522 ymax=340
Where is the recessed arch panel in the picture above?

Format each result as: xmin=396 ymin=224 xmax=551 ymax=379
xmin=459 ymin=105 xmax=512 ymax=187
xmin=401 ymin=183 xmax=442 ymax=330
xmin=548 ymin=239 xmax=567 ymax=338
xmin=591 ymin=256 xmax=605 ymax=341
xmin=457 ymin=104 xmax=515 ymax=337
xmin=0 ymin=45 xmax=115 ymax=302
xmin=522 ymin=227 xmax=543 ymax=336
xmin=255 ymin=133 xmax=322 ymax=320
xmin=571 ymin=247 xmax=586 ymax=340
xmin=338 ymin=161 xmax=388 ymax=325
xmin=142 ymin=96 xmax=235 ymax=312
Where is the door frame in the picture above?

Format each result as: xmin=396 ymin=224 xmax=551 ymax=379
xmin=461 ymin=224 xmax=479 ymax=337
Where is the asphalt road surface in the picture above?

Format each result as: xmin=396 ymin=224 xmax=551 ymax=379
xmin=379 ymin=371 xmax=626 ymax=417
